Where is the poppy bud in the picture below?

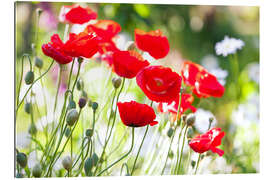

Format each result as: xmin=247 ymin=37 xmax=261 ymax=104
xmin=85 ymin=129 xmax=93 ymax=137
xmin=84 ymin=157 xmax=94 ymax=176
xmin=181 ymin=114 xmax=187 ymax=124
xmin=209 ymin=117 xmax=214 ymax=125
xmin=62 ymin=156 xmax=72 ymax=171
xmin=28 ymin=123 xmax=37 ymax=135
xmin=24 ymin=71 xmax=34 ymax=85
xmin=36 ymin=8 xmax=43 ymax=16
xmin=191 ymin=160 xmax=196 ymax=168
xmin=186 ymin=114 xmax=196 ymax=126
xmin=32 ymin=163 xmax=42 ymax=177
xmin=76 ymin=78 xmax=84 ymax=91
xmin=67 ymin=99 xmax=76 ymax=111
xmin=81 ymin=90 xmax=88 ymax=100
xmin=78 ymin=98 xmax=87 ymax=109
xmin=187 ymin=127 xmax=194 ymax=138
xmin=24 ymin=102 xmax=32 ymax=114
xmin=168 ymin=150 xmax=174 ymax=159
xmin=78 ymin=57 xmax=84 ymax=64
xmin=167 ymin=127 xmax=174 ymax=138
xmin=34 ymin=56 xmax=43 ymax=69
xmin=112 ymin=77 xmax=122 ymax=89
xmin=17 ymin=152 xmax=27 ymax=168
xmin=66 ymin=109 xmax=79 ymax=126
xmin=92 ymin=102 xmax=98 ymax=111
xmin=16 ymin=173 xmax=24 ymax=178
xmin=88 ymin=99 xmax=93 ymax=108
xmin=126 ymin=41 xmax=136 ymax=51
xmin=91 ymin=153 xmax=99 ymax=166
xmin=65 ymin=127 xmax=71 ymax=138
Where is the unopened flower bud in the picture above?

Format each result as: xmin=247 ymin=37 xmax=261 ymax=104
xmin=78 ymin=98 xmax=87 ymax=109
xmin=186 ymin=114 xmax=196 ymax=126
xmin=85 ymin=129 xmax=93 ymax=137
xmin=66 ymin=109 xmax=79 ymax=126
xmin=92 ymin=102 xmax=98 ymax=111
xmin=67 ymin=99 xmax=76 ymax=111
xmin=62 ymin=156 xmax=72 ymax=171
xmin=17 ymin=152 xmax=27 ymax=168
xmin=91 ymin=153 xmax=99 ymax=166
xmin=34 ymin=56 xmax=43 ymax=69
xmin=65 ymin=127 xmax=71 ymax=138
xmin=78 ymin=57 xmax=84 ymax=64
xmin=28 ymin=123 xmax=37 ymax=135
xmin=16 ymin=172 xmax=24 ymax=178
xmin=209 ymin=117 xmax=214 ymax=124
xmin=112 ymin=77 xmax=122 ymax=89
xmin=25 ymin=71 xmax=34 ymax=85
xmin=181 ymin=114 xmax=187 ymax=124
xmin=24 ymin=102 xmax=32 ymax=114
xmin=191 ymin=160 xmax=196 ymax=168
xmin=32 ymin=163 xmax=42 ymax=177
xmin=168 ymin=150 xmax=174 ymax=159
xmin=167 ymin=127 xmax=174 ymax=138
xmin=36 ymin=8 xmax=43 ymax=16
xmin=76 ymin=78 xmax=84 ymax=91
xmin=84 ymin=157 xmax=94 ymax=176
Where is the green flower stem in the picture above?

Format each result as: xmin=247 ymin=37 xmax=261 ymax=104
xmin=70 ymin=130 xmax=73 ymax=176
xmin=104 ymin=89 xmax=117 ymax=140
xmin=46 ymin=109 xmax=82 ymax=176
xmin=194 ymin=154 xmax=201 ymax=174
xmin=97 ymin=127 xmax=135 ymax=176
xmin=16 ymin=60 xmax=54 ymax=114
xmin=185 ymin=149 xmax=192 ymax=173
xmin=229 ymin=54 xmax=240 ymax=99
xmin=71 ymin=60 xmax=82 ymax=93
xmin=93 ymin=78 xmax=125 ymax=175
xmin=173 ymin=123 xmax=185 ymax=174
xmin=53 ymin=65 xmax=63 ymax=114
xmin=131 ymin=125 xmax=149 ymax=175
xmin=176 ymin=125 xmax=189 ymax=174
xmin=67 ymin=59 xmax=75 ymax=89
xmin=161 ymin=128 xmax=176 ymax=175
xmin=16 ymin=54 xmax=33 ymax=108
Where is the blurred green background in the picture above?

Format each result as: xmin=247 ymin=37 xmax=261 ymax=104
xmin=16 ymin=2 xmax=259 ymax=175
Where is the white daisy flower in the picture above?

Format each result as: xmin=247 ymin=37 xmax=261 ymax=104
xmin=247 ymin=62 xmax=260 ymax=84
xmin=215 ymin=36 xmax=245 ymax=57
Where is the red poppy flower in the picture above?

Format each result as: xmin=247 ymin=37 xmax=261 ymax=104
xmin=63 ymin=32 xmax=99 ymax=58
xmin=42 ymin=34 xmax=73 ymax=64
xmin=136 ymin=66 xmax=182 ymax=102
xmin=189 ymin=127 xmax=225 ymax=156
xmin=112 ymin=50 xmax=150 ymax=79
xmin=98 ymin=40 xmax=120 ymax=55
xmin=100 ymin=52 xmax=114 ymax=67
xmin=117 ymin=101 xmax=158 ymax=127
xmin=85 ymin=20 xmax=121 ymax=41
xmin=134 ymin=29 xmax=170 ymax=59
xmin=181 ymin=61 xmax=225 ymax=98
xmin=59 ymin=5 xmax=97 ymax=24
xmin=158 ymin=93 xmax=197 ymax=114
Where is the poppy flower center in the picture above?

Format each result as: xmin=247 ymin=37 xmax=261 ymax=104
xmin=154 ymin=78 xmax=163 ymax=87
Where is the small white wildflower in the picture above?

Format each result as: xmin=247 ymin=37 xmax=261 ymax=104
xmin=215 ymin=36 xmax=245 ymax=57
xmin=247 ymin=62 xmax=260 ymax=84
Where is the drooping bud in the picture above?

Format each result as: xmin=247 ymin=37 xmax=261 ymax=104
xmin=168 ymin=150 xmax=174 ymax=159
xmin=191 ymin=160 xmax=196 ymax=168
xmin=112 ymin=77 xmax=122 ymax=89
xmin=24 ymin=102 xmax=32 ymax=114
xmin=84 ymin=157 xmax=94 ymax=176
xmin=67 ymin=99 xmax=76 ymax=111
xmin=78 ymin=98 xmax=87 ymax=109
xmin=32 ymin=163 xmax=42 ymax=177
xmin=186 ymin=114 xmax=196 ymax=126
xmin=28 ymin=123 xmax=37 ymax=135
xmin=78 ymin=57 xmax=84 ymax=64
xmin=62 ymin=156 xmax=72 ymax=171
xmin=76 ymin=78 xmax=84 ymax=91
xmin=24 ymin=71 xmax=34 ymax=85
xmin=91 ymin=153 xmax=99 ymax=166
xmin=92 ymin=102 xmax=98 ymax=111
xmin=167 ymin=127 xmax=174 ymax=138
xmin=85 ymin=129 xmax=93 ymax=137
xmin=65 ymin=127 xmax=71 ymax=138
xmin=66 ymin=109 xmax=79 ymax=126
xmin=34 ymin=56 xmax=43 ymax=69
xmin=17 ymin=152 xmax=27 ymax=168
